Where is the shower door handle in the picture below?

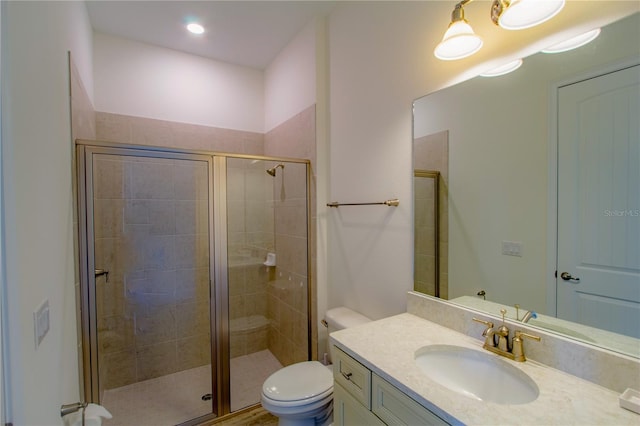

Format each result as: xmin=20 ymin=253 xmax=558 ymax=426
xmin=95 ymin=269 xmax=109 ymax=282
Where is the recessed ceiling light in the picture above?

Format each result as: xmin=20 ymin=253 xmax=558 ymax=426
xmin=186 ymin=23 xmax=205 ymax=35
xmin=480 ymin=59 xmax=523 ymax=77
xmin=542 ymin=28 xmax=601 ymax=54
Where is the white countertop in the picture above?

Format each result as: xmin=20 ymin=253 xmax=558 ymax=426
xmin=330 ymin=313 xmax=639 ymax=425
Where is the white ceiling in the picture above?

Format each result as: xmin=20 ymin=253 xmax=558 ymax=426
xmin=86 ymin=1 xmax=337 ymax=70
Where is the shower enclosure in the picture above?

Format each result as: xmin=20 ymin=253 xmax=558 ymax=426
xmin=76 ymin=142 xmax=311 ymax=425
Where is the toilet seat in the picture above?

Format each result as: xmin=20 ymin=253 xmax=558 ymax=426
xmin=262 ymin=361 xmax=333 ymax=407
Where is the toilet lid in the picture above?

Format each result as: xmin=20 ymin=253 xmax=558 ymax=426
xmin=262 ymin=361 xmax=333 ymax=402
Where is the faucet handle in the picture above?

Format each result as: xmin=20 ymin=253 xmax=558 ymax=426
xmin=472 ymin=317 xmax=494 ymax=329
xmin=512 ymin=330 xmax=541 ymax=362
xmin=516 ymin=331 xmax=541 ymax=341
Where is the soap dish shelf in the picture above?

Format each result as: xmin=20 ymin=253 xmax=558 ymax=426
xmin=619 ymin=388 xmax=640 ymax=414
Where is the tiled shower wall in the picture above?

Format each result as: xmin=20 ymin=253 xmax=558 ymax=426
xmin=93 ymin=155 xmax=211 ymax=390
xmin=266 ymin=161 xmax=310 ymax=366
xmin=265 ymin=106 xmax=316 ymax=366
xmin=227 ymin=158 xmax=274 ymax=358
xmin=413 ymin=130 xmax=449 ymax=299
xmin=95 ymin=112 xmax=264 ymax=155
xmin=90 ymin=107 xmax=317 ymax=376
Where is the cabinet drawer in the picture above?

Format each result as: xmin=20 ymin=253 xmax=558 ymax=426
xmin=332 ymin=346 xmax=372 ymax=409
xmin=372 ymin=373 xmax=449 ymax=426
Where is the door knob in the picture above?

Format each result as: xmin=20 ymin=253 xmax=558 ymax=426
xmin=560 ymin=272 xmax=580 ymax=283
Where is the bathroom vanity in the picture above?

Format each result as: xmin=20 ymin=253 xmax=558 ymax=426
xmin=330 ymin=308 xmax=639 ymax=425
xmin=332 ymin=345 xmax=448 ymax=425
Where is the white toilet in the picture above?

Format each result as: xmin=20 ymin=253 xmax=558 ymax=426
xmin=261 ymin=307 xmax=371 ymax=426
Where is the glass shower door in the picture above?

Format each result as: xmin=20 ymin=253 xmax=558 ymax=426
xmin=82 ymin=146 xmax=216 ymax=425
xmin=225 ymin=157 xmax=310 ymax=412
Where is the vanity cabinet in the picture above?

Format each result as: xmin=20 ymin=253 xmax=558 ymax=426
xmin=332 ymin=346 xmax=449 ymax=426
xmin=334 ymin=382 xmax=385 ymax=426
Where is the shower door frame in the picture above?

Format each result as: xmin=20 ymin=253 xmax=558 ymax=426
xmin=76 ymin=140 xmax=313 ymax=423
xmin=76 ymin=142 xmax=220 ymax=423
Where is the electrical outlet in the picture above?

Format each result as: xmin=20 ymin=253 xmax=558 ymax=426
xmin=502 ymin=241 xmax=523 ymax=257
xmin=34 ymin=299 xmax=50 ymax=349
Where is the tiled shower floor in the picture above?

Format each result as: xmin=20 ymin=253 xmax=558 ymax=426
xmin=102 ymin=349 xmax=282 ymax=426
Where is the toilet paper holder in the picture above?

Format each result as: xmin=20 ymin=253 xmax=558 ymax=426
xmin=61 ymin=402 xmax=87 ymax=417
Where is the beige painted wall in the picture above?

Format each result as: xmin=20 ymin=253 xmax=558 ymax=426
xmin=2 ymin=1 xmax=93 ymax=423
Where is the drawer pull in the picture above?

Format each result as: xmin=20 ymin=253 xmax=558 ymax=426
xmin=341 ymin=372 xmax=353 ymax=381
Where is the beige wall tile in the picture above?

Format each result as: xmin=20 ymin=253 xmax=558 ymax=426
xmin=102 ymin=350 xmax=137 ymax=389
xmin=134 ymin=305 xmax=177 ymax=348
xmin=177 ymin=334 xmax=211 ymax=370
xmin=96 ymin=112 xmax=264 ymax=154
xmin=136 ymin=342 xmax=178 ymax=381
xmin=175 ymin=267 xmax=209 ymax=303
xmin=96 ymin=113 xmax=133 ymax=143
xmin=93 ymin=199 xmax=124 ymax=239
xmin=176 ymin=301 xmax=211 ymax=339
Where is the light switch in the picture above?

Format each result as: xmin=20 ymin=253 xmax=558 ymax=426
xmin=502 ymin=241 xmax=523 ymax=257
xmin=34 ymin=299 xmax=50 ymax=349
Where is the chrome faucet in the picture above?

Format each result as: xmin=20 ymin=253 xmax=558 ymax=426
xmin=473 ymin=311 xmax=541 ymax=362
xmin=521 ymin=310 xmax=537 ymax=323
xmin=514 ymin=304 xmax=537 ymax=323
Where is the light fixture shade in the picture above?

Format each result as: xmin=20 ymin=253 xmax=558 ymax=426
xmin=542 ymin=28 xmax=601 ymax=53
xmin=493 ymin=0 xmax=565 ymax=30
xmin=480 ymin=59 xmax=523 ymax=77
xmin=434 ymin=20 xmax=484 ymax=60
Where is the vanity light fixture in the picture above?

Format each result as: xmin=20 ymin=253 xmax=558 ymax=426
xmin=480 ymin=58 xmax=523 ymax=77
xmin=434 ymin=0 xmax=565 ymax=60
xmin=434 ymin=2 xmax=483 ymax=60
xmin=433 ymin=0 xmax=482 ymax=61
xmin=186 ymin=22 xmax=205 ymax=35
xmin=491 ymin=0 xmax=565 ymax=30
xmin=542 ymin=28 xmax=601 ymax=53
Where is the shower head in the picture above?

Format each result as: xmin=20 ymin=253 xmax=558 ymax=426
xmin=266 ymin=164 xmax=284 ymax=176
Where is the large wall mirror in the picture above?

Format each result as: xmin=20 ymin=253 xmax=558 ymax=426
xmin=413 ymin=13 xmax=639 ymax=358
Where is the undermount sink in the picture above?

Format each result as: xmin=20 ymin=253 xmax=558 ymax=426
xmin=414 ymin=345 xmax=539 ymax=405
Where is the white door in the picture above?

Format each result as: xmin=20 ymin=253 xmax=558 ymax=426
xmin=557 ymin=64 xmax=640 ymax=339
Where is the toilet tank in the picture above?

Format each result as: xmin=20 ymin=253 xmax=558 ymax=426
xmin=325 ymin=307 xmax=371 ymax=334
